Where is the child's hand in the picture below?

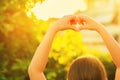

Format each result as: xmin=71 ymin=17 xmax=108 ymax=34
xmin=51 ymin=15 xmax=81 ymax=32
xmin=77 ymin=14 xmax=102 ymax=31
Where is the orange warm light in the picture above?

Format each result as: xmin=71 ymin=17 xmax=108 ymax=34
xmin=27 ymin=0 xmax=87 ymax=20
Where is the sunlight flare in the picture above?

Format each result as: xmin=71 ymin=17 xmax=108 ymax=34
xmin=28 ymin=0 xmax=87 ymax=20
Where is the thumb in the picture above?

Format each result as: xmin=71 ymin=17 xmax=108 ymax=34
xmin=70 ymin=25 xmax=81 ymax=31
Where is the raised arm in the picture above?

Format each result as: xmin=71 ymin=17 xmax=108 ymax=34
xmin=95 ymin=24 xmax=120 ymax=80
xmin=28 ymin=15 xmax=79 ymax=80
xmin=77 ymin=14 xmax=120 ymax=80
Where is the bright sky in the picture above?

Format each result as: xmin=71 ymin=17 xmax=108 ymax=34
xmin=28 ymin=0 xmax=86 ymax=20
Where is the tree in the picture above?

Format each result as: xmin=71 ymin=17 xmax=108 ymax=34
xmin=0 ymin=0 xmax=44 ymax=80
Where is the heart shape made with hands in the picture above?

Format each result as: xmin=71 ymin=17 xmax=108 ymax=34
xmin=70 ymin=18 xmax=86 ymax=29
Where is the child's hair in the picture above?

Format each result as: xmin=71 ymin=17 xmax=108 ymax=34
xmin=68 ymin=56 xmax=107 ymax=80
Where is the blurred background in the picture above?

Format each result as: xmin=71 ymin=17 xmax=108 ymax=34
xmin=0 ymin=0 xmax=120 ymax=80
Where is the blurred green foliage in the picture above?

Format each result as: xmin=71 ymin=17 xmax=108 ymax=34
xmin=0 ymin=0 xmax=116 ymax=80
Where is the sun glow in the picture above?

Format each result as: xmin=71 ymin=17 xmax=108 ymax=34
xmin=27 ymin=0 xmax=87 ymax=20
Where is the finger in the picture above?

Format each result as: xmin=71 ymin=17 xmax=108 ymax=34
xmin=69 ymin=24 xmax=81 ymax=31
xmin=70 ymin=18 xmax=77 ymax=25
xmin=77 ymin=17 xmax=86 ymax=25
xmin=69 ymin=15 xmax=77 ymax=25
